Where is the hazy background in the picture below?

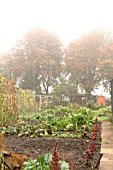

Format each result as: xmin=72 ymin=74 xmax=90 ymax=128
xmin=0 ymin=0 xmax=113 ymax=52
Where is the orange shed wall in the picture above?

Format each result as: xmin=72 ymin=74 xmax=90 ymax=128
xmin=98 ymin=96 xmax=106 ymax=106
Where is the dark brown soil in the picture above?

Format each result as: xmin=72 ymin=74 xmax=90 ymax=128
xmin=4 ymin=123 xmax=102 ymax=170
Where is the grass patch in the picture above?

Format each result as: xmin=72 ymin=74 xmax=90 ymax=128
xmin=103 ymin=141 xmax=110 ymax=144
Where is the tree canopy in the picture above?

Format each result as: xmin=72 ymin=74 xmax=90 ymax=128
xmin=3 ymin=27 xmax=63 ymax=94
xmin=2 ymin=28 xmax=113 ymax=99
xmin=65 ymin=29 xmax=113 ymax=94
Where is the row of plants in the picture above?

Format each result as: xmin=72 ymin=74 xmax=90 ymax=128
xmin=0 ymin=106 xmax=111 ymax=138
xmin=42 ymin=105 xmax=111 ymax=120
xmin=0 ymin=107 xmax=95 ymax=138
xmin=84 ymin=118 xmax=100 ymax=168
xmin=43 ymin=107 xmax=72 ymax=114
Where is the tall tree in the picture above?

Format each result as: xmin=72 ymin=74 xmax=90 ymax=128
xmin=3 ymin=27 xmax=63 ymax=94
xmin=65 ymin=29 xmax=107 ymax=95
xmin=99 ymin=40 xmax=113 ymax=82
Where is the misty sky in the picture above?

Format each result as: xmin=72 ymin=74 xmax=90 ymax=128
xmin=0 ymin=0 xmax=113 ymax=52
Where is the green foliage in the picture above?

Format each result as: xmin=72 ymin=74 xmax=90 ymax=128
xmin=97 ymin=106 xmax=111 ymax=116
xmin=52 ymin=74 xmax=76 ymax=103
xmin=45 ymin=109 xmax=56 ymax=114
xmin=94 ymin=106 xmax=112 ymax=122
xmin=86 ymin=101 xmax=99 ymax=110
xmin=23 ymin=153 xmax=69 ymax=170
xmin=44 ymin=107 xmax=73 ymax=114
xmin=67 ymin=102 xmax=80 ymax=110
xmin=0 ymin=74 xmax=18 ymax=126
xmin=0 ymin=107 xmax=95 ymax=138
xmin=69 ymin=107 xmax=93 ymax=131
xmin=17 ymin=88 xmax=36 ymax=114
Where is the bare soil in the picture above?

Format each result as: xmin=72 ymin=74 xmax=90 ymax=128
xmin=4 ymin=122 xmax=102 ymax=170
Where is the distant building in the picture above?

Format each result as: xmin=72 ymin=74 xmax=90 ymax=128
xmin=97 ymin=96 xmax=106 ymax=106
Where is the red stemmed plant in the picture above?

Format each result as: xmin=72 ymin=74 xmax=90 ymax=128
xmin=84 ymin=149 xmax=91 ymax=167
xmin=51 ymin=141 xmax=61 ymax=170
xmin=69 ymin=157 xmax=73 ymax=170
xmin=84 ymin=117 xmax=99 ymax=167
xmin=90 ymin=141 xmax=95 ymax=153
xmin=94 ymin=117 xmax=99 ymax=131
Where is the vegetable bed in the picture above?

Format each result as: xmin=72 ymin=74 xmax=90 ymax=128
xmin=1 ymin=107 xmax=102 ymax=169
